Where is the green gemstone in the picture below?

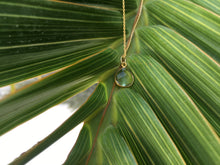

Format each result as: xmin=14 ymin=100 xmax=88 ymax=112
xmin=115 ymin=68 xmax=134 ymax=87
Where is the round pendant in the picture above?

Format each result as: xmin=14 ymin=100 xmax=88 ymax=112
xmin=115 ymin=68 xmax=134 ymax=88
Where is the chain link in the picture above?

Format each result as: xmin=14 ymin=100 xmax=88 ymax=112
xmin=120 ymin=56 xmax=127 ymax=68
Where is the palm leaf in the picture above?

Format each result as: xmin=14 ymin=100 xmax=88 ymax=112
xmin=115 ymin=89 xmax=185 ymax=164
xmin=0 ymin=0 xmax=219 ymax=164
xmin=147 ymin=0 xmax=220 ymax=61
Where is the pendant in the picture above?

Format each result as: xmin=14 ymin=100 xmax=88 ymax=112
xmin=115 ymin=68 xmax=134 ymax=88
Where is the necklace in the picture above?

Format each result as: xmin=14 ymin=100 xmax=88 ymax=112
xmin=115 ymin=0 xmax=134 ymax=88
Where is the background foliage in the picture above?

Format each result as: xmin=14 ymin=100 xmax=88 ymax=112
xmin=0 ymin=0 xmax=219 ymax=164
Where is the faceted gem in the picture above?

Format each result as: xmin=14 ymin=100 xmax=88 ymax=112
xmin=115 ymin=68 xmax=134 ymax=87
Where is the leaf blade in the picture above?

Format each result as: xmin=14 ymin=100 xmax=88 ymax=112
xmin=0 ymin=48 xmax=119 ymax=135
xmin=115 ymin=89 xmax=185 ymax=164
xmin=10 ymin=83 xmax=107 ymax=165
xmin=64 ymin=124 xmax=92 ymax=165
xmin=0 ymin=0 xmax=122 ymax=86
xmin=129 ymin=54 xmax=220 ymax=164
xmin=187 ymin=0 xmax=220 ymax=15
xmin=146 ymin=0 xmax=220 ymax=62
xmin=137 ymin=26 xmax=220 ymax=131
xmin=100 ymin=126 xmax=138 ymax=165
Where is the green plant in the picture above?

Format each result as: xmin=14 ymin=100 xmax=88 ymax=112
xmin=0 ymin=0 xmax=219 ymax=164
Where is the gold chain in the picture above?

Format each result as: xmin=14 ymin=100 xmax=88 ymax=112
xmin=121 ymin=0 xmax=143 ymax=68
xmin=121 ymin=0 xmax=127 ymax=68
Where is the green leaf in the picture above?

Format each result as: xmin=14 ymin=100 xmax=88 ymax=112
xmin=129 ymin=54 xmax=220 ymax=164
xmin=187 ymin=0 xmax=220 ymax=15
xmin=10 ymin=82 xmax=107 ymax=165
xmin=115 ymin=89 xmax=185 ymax=164
xmin=146 ymin=0 xmax=220 ymax=62
xmin=0 ymin=0 xmax=122 ymax=86
xmin=137 ymin=26 xmax=220 ymax=133
xmin=100 ymin=126 xmax=138 ymax=165
xmin=64 ymin=124 xmax=92 ymax=165
xmin=1 ymin=0 xmax=220 ymax=164
xmin=0 ymin=42 xmax=111 ymax=87
xmin=45 ymin=0 xmax=137 ymax=12
xmin=0 ymin=48 xmax=119 ymax=135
